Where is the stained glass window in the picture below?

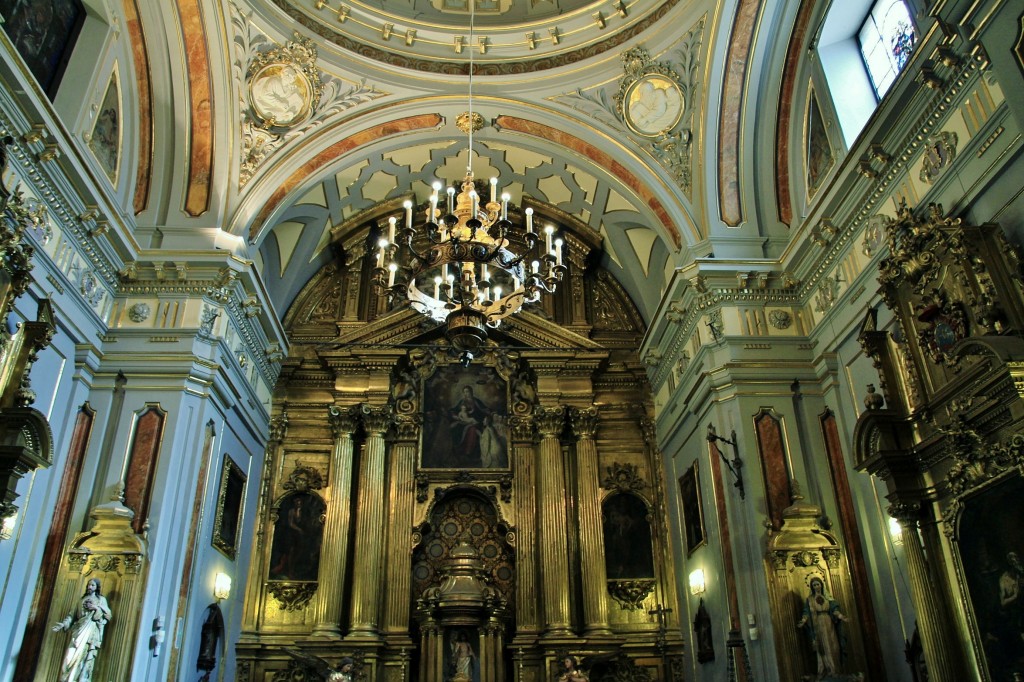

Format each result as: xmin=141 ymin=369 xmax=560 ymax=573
xmin=858 ymin=0 xmax=916 ymax=99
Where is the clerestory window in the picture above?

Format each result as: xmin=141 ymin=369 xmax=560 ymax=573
xmin=858 ymin=0 xmax=917 ymax=99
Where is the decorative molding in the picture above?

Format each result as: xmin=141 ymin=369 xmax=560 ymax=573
xmin=282 ymin=464 xmax=324 ymax=493
xmin=266 ymin=582 xmax=317 ymax=611
xmin=607 ymin=579 xmax=655 ymax=610
xmin=602 ymin=462 xmax=647 ymax=493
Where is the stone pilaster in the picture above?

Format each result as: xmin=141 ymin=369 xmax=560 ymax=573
xmin=311 ymin=406 xmax=359 ymax=637
xmin=571 ymin=406 xmax=611 ymax=636
xmin=348 ymin=404 xmax=391 ymax=640
xmin=535 ymin=405 xmax=572 ymax=637
xmin=889 ymin=502 xmax=962 ymax=681
xmin=382 ymin=416 xmax=419 ymax=643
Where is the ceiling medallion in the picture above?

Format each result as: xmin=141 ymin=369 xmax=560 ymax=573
xmin=246 ymin=36 xmax=323 ymax=129
xmin=616 ymin=47 xmax=685 ymax=138
xmin=371 ymin=7 xmax=565 ymax=364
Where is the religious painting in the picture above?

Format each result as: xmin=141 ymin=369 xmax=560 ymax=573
xmin=679 ymin=459 xmax=706 ymax=555
xmin=89 ymin=73 xmax=120 ymax=184
xmin=421 ymin=363 xmax=508 ymax=470
xmin=805 ymin=85 xmax=834 ymax=195
xmin=0 ymin=0 xmax=84 ymax=98
xmin=955 ymin=474 xmax=1024 ymax=680
xmin=444 ymin=627 xmax=480 ymax=682
xmin=268 ymin=491 xmax=326 ymax=581
xmin=212 ymin=455 xmax=246 ymax=560
xmin=602 ymin=493 xmax=655 ymax=579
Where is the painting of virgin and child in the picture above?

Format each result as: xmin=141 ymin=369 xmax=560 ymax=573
xmin=421 ymin=364 xmax=508 ymax=470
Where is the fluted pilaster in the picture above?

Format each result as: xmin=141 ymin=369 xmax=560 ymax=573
xmin=349 ymin=404 xmax=391 ymax=640
xmin=311 ymin=406 xmax=359 ymax=637
xmin=243 ymin=411 xmax=288 ymax=629
xmin=571 ymin=406 xmax=611 ymax=636
xmin=382 ymin=417 xmax=419 ymax=642
xmin=889 ymin=502 xmax=961 ymax=681
xmin=535 ymin=405 xmax=572 ymax=636
xmin=510 ymin=415 xmax=539 ymax=637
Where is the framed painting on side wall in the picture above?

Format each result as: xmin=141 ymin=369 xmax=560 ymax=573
xmin=212 ymin=455 xmax=246 ymax=560
xmin=679 ymin=459 xmax=706 ymax=555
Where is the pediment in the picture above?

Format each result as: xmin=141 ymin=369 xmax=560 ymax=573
xmin=335 ymin=306 xmax=604 ymax=354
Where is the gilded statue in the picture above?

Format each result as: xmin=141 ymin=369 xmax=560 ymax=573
xmin=556 ymin=655 xmax=589 ymax=681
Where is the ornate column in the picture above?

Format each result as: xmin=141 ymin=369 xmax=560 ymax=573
xmin=571 ymin=407 xmax=611 ymax=636
xmin=535 ymin=405 xmax=572 ymax=637
xmin=311 ymin=406 xmax=359 ymax=637
xmin=242 ymin=412 xmax=287 ymax=629
xmin=889 ymin=502 xmax=961 ymax=681
xmin=510 ymin=414 xmax=540 ymax=640
xmin=348 ymin=404 xmax=391 ymax=640
xmin=382 ymin=415 xmax=419 ymax=644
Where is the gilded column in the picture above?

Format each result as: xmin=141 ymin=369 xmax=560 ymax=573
xmin=382 ymin=415 xmax=419 ymax=643
xmin=311 ymin=406 xmax=359 ymax=637
xmin=571 ymin=407 xmax=611 ymax=636
xmin=510 ymin=415 xmax=539 ymax=638
xmin=242 ymin=411 xmax=287 ymax=629
xmin=889 ymin=502 xmax=961 ymax=681
xmin=349 ymin=404 xmax=391 ymax=640
xmin=536 ymin=405 xmax=572 ymax=636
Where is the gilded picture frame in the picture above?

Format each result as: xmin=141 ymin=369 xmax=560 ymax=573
xmin=420 ymin=362 xmax=509 ymax=470
xmin=949 ymin=470 xmax=1024 ymax=680
xmin=679 ymin=458 xmax=706 ymax=555
xmin=212 ymin=455 xmax=246 ymax=560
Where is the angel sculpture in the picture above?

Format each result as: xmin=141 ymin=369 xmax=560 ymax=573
xmin=284 ymin=648 xmax=356 ymax=682
xmin=556 ymin=655 xmax=589 ymax=681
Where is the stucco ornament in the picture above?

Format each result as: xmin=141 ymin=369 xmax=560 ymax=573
xmin=247 ymin=36 xmax=322 ymax=129
xmin=127 ymin=303 xmax=151 ymax=323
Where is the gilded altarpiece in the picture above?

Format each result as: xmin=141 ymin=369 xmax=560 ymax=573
xmin=855 ymin=201 xmax=1024 ymax=681
xmin=237 ymin=202 xmax=683 ymax=681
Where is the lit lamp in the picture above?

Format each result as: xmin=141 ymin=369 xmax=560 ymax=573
xmin=213 ymin=572 xmax=232 ymax=601
xmin=888 ymin=516 xmax=903 ymax=546
xmin=0 ymin=512 xmax=15 ymax=540
xmin=688 ymin=568 xmax=706 ymax=596
xmin=370 ymin=6 xmax=565 ymax=363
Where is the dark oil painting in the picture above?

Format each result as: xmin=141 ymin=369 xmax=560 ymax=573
xmin=212 ymin=455 xmax=246 ymax=560
xmin=268 ymin=491 xmax=326 ymax=581
xmin=421 ymin=363 xmax=508 ymax=469
xmin=602 ymin=493 xmax=655 ymax=580
xmin=0 ymin=0 xmax=84 ymax=98
xmin=957 ymin=474 xmax=1024 ymax=681
xmin=679 ymin=459 xmax=706 ymax=555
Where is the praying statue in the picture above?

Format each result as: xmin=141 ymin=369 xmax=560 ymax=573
xmin=51 ymin=578 xmax=112 ymax=682
xmin=796 ymin=577 xmax=849 ymax=680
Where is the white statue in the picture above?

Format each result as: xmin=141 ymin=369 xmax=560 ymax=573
xmin=52 ymin=578 xmax=112 ymax=682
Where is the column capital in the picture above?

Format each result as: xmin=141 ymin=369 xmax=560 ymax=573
xmin=508 ymin=416 xmax=535 ymax=442
xmin=535 ymin=405 xmax=565 ymax=437
xmin=394 ymin=415 xmax=421 ymax=441
xmin=268 ymin=412 xmax=289 ymax=442
xmin=570 ymin=406 xmax=599 ymax=438
xmin=360 ymin=403 xmax=392 ymax=435
xmin=328 ymin=405 xmax=359 ymax=438
xmin=887 ymin=500 xmax=921 ymax=525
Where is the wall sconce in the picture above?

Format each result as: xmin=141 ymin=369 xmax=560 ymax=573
xmin=689 ymin=568 xmax=706 ymax=596
xmin=213 ymin=572 xmax=232 ymax=601
xmin=0 ymin=512 xmax=16 ymax=540
xmin=888 ymin=516 xmax=903 ymax=546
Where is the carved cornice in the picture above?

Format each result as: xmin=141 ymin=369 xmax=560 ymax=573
xmin=534 ymin=405 xmax=565 ymax=438
xmin=570 ymin=406 xmax=599 ymax=438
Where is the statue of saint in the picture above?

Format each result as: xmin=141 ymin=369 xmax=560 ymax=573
xmin=796 ymin=577 xmax=848 ymax=680
xmin=52 ymin=578 xmax=112 ymax=682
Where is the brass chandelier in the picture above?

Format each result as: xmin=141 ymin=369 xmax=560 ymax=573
xmin=370 ymin=6 xmax=565 ymax=362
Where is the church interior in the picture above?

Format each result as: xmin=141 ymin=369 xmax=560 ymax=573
xmin=0 ymin=0 xmax=1022 ymax=680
